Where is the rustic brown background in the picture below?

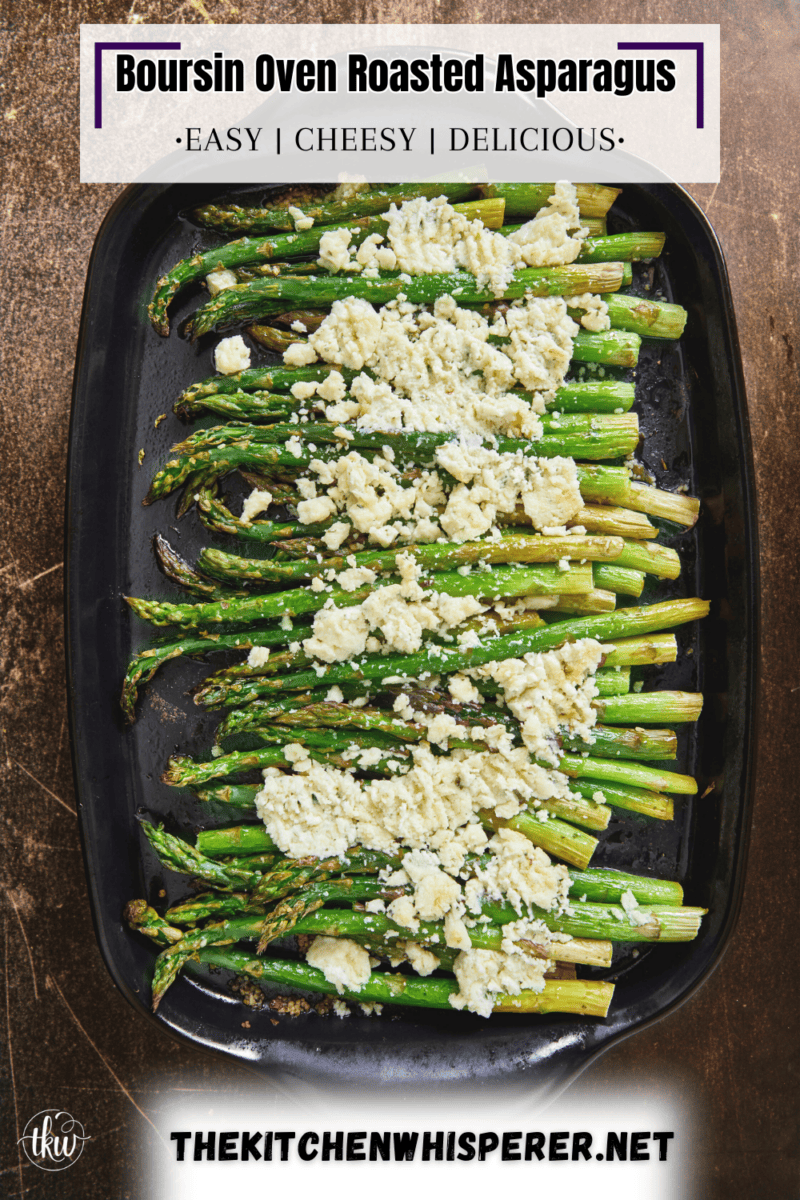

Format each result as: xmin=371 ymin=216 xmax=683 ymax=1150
xmin=1 ymin=2 xmax=798 ymax=1197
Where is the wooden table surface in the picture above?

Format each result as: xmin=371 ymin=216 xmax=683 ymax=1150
xmin=1 ymin=3 xmax=798 ymax=1196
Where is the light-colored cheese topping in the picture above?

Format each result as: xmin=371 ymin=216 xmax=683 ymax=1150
xmin=240 ymin=487 xmax=273 ymax=523
xmin=301 ymin=552 xmax=485 ymax=662
xmin=246 ymin=646 xmax=271 ymax=668
xmin=260 ymin=181 xmax=614 ymax=1015
xmin=301 ymin=293 xmax=578 ymax=438
xmin=506 ymin=181 xmax=588 ymax=267
xmin=295 ymin=443 xmax=582 ymax=548
xmin=565 ymin=291 xmax=612 ymax=331
xmin=214 ymin=335 xmax=251 ymax=375
xmin=288 ymin=204 xmax=315 ymax=232
xmin=449 ymin=946 xmax=549 ymax=1018
xmin=313 ymin=182 xmax=588 ymax=296
xmin=305 ymin=936 xmax=372 ymax=993
xmin=206 ymin=268 xmax=238 ymax=296
xmin=255 ymin=741 xmax=575 ymax=868
xmin=475 ymin=637 xmax=606 ymax=763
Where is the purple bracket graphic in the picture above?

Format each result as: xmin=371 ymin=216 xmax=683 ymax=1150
xmin=94 ymin=41 xmax=181 ymax=129
xmin=617 ymin=42 xmax=705 ymax=130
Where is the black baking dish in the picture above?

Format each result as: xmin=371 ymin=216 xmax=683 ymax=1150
xmin=66 ymin=183 xmax=757 ymax=1089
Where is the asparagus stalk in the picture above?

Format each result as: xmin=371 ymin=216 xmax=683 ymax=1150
xmin=471 ymin=226 xmax=660 ymax=264
xmin=175 ymin=367 xmax=633 ymax=414
xmin=602 ymin=633 xmax=678 ymax=666
xmin=196 ymin=534 xmax=625 ymax=587
xmin=570 ymin=506 xmax=656 ymax=539
xmin=579 ymin=294 xmax=687 ymax=340
xmin=548 ymin=380 xmax=635 ymax=413
xmin=179 ymin=364 xmax=359 ymax=405
xmin=197 ymin=494 xmax=653 ymax=546
xmin=483 ymin=899 xmax=705 ymax=942
xmin=556 ymin=753 xmax=697 ymax=795
xmin=576 ymin=232 xmax=666 ymax=263
xmin=489 ymin=183 xmax=620 ymax=219
xmin=192 ymin=948 xmax=616 ymax=1016
xmin=569 ymin=778 xmax=674 ymax=820
xmin=189 ymin=263 xmax=626 ymax=338
xmin=197 ymin=825 xmax=278 ymax=856
xmin=548 ymin=590 xmax=616 ymax=615
xmin=124 ymin=900 xmax=184 ymax=945
xmin=145 ymin=418 xmax=642 ymax=504
xmin=481 ymin=810 xmax=598 ymax=869
xmin=562 ymin=725 xmax=677 ymax=761
xmin=129 ymin=560 xmax=597 ymax=634
xmin=566 ymin=867 xmax=683 ymax=905
xmin=594 ymin=667 xmax=631 ymax=696
xmin=575 ymin=465 xmax=637 ymax=505
xmin=151 ymin=198 xmax=505 ymax=334
xmin=593 ymin=563 xmax=645 ymax=597
xmin=286 ymin=899 xmax=702 ymax=948
xmin=625 ymin=481 xmax=701 ymax=527
xmin=177 ymin=378 xmax=637 ymax=423
xmin=121 ymin=625 xmax=294 ymax=721
xmin=176 ymin=598 xmax=710 ymax=694
xmin=572 ymin=329 xmax=641 ymax=367
xmin=169 ymin=412 xmax=635 ymax=457
xmin=175 ymin=390 xmax=297 ymax=423
xmin=594 ymin=691 xmax=703 ymax=725
xmin=139 ymin=820 xmax=267 ymax=890
xmin=191 ymin=783 xmax=261 ymax=808
xmin=152 ymin=532 xmax=246 ymax=601
xmin=615 ymin=538 xmax=681 ymax=579
xmin=193 ymin=183 xmax=480 ymax=234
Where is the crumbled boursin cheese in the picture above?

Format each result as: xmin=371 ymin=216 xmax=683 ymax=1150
xmin=288 ymin=204 xmax=315 ymax=231
xmin=464 ymin=829 xmax=571 ymax=915
xmin=565 ymin=292 xmax=611 ymax=331
xmin=448 ymin=946 xmax=550 ymax=1018
xmin=303 ymin=450 xmax=447 ymax=546
xmin=620 ymin=888 xmax=660 ymax=930
xmin=214 ymin=335 xmax=251 ymax=375
xmin=382 ymin=184 xmax=588 ymax=296
xmin=506 ymin=182 xmax=588 ymax=267
xmin=305 ymin=936 xmax=372 ymax=993
xmin=206 ymin=268 xmax=238 ymax=295
xmin=294 ymin=436 xmax=584 ymax=563
xmin=255 ymin=741 xmax=572 ymax=869
xmin=317 ymin=227 xmax=362 ymax=274
xmin=315 ymin=370 xmax=348 ymax=404
xmin=403 ymin=942 xmax=440 ymax=976
xmin=282 ymin=341 xmax=318 ymax=368
xmin=474 ymin=638 xmax=606 ymax=763
xmin=356 ymin=234 xmax=397 ymax=274
xmin=331 ymin=179 xmax=370 ymax=202
xmin=447 ymin=673 xmax=483 ymax=705
xmin=312 ymin=181 xmax=587 ymax=292
xmin=309 ymin=297 xmax=383 ymax=370
xmin=491 ymin=296 xmax=577 ymax=399
xmin=246 ymin=646 xmax=271 ymax=668
xmin=240 ymin=488 xmax=273 ymax=523
xmin=385 ymin=195 xmax=518 ymax=297
xmin=306 ymin=293 xmax=578 ymax=438
xmin=433 ymin=444 xmax=583 ymax=540
xmin=301 ymin=553 xmax=485 ymax=662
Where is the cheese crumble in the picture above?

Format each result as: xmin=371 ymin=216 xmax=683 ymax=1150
xmin=307 ymin=293 xmax=578 ymax=438
xmin=305 ymin=937 xmax=372 ymax=993
xmin=214 ymin=335 xmax=251 ymax=375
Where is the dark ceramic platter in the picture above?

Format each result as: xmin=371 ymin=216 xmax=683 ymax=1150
xmin=66 ymin=183 xmax=757 ymax=1089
